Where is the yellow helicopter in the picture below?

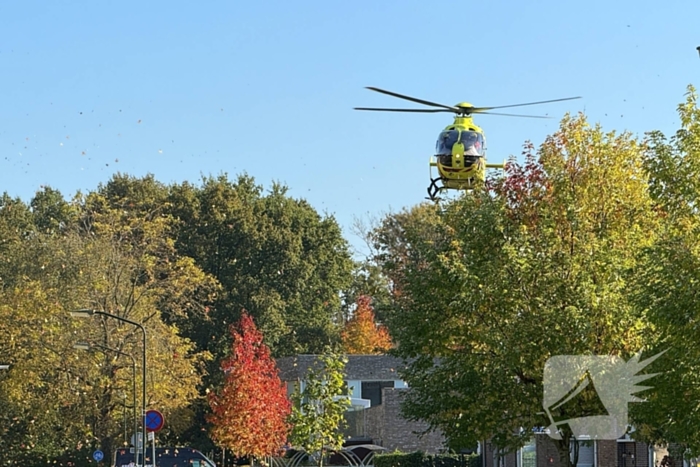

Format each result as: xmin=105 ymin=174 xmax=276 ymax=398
xmin=355 ymin=87 xmax=581 ymax=201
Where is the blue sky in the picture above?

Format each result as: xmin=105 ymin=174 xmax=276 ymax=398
xmin=1 ymin=0 xmax=698 ymax=256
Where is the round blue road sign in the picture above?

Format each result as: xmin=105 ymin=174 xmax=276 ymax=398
xmin=145 ymin=409 xmax=164 ymax=432
xmin=93 ymin=450 xmax=104 ymax=462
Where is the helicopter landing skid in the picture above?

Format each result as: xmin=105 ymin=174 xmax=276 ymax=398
xmin=426 ymin=177 xmax=447 ymax=202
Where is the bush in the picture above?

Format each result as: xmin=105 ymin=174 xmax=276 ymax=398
xmin=374 ymin=452 xmax=481 ymax=467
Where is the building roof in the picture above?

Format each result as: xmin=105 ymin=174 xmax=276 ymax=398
xmin=275 ymin=354 xmax=409 ymax=381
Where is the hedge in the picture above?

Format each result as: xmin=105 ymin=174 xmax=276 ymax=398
xmin=374 ymin=452 xmax=481 ymax=467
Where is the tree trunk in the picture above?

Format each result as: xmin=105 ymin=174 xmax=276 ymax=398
xmin=98 ymin=382 xmax=115 ymax=467
xmin=556 ymin=433 xmax=574 ymax=467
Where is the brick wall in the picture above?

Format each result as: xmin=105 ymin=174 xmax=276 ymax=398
xmin=483 ymin=441 xmax=518 ymax=467
xmin=596 ymin=440 xmax=617 ymax=467
xmin=635 ymin=443 xmax=650 ymax=467
xmin=535 ymin=434 xmax=562 ymax=467
xmin=364 ymin=403 xmax=385 ymax=442
xmin=342 ymin=388 xmax=445 ymax=453
xmin=358 ymin=388 xmax=445 ymax=453
xmin=482 ymin=442 xmax=493 ymax=467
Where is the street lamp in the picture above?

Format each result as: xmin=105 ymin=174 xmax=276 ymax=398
xmin=71 ymin=309 xmax=147 ymax=467
xmin=74 ymin=342 xmax=137 ymax=451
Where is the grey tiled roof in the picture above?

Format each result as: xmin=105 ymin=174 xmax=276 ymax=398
xmin=275 ymin=354 xmax=409 ymax=381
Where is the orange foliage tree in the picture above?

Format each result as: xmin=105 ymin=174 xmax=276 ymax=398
xmin=207 ymin=312 xmax=291 ymax=459
xmin=341 ymin=295 xmax=392 ymax=354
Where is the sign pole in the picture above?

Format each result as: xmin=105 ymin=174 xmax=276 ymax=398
xmin=145 ymin=409 xmax=165 ymax=467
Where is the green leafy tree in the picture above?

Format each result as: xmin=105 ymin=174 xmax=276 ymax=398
xmin=73 ymin=172 xmax=355 ymax=453
xmin=0 ymin=194 xmax=34 ymax=288
xmin=0 ymin=282 xmax=97 ymax=466
xmin=342 ymin=216 xmax=393 ymax=324
xmin=83 ymin=172 xmax=355 ymax=357
xmin=341 ymin=259 xmax=393 ymax=324
xmin=30 ymin=186 xmax=79 ymax=234
xmin=288 ymin=349 xmax=350 ymax=467
xmin=372 ymin=113 xmax=657 ymax=466
xmin=165 ymin=174 xmax=354 ymax=357
xmin=0 ymin=185 xmax=218 ymax=466
xmin=631 ymin=85 xmax=700 ymax=456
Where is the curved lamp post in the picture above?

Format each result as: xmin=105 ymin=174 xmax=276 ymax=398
xmin=74 ymin=342 xmax=137 ymax=450
xmin=71 ymin=309 xmax=146 ymax=467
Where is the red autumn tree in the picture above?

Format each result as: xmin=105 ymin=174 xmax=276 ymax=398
xmin=341 ymin=295 xmax=392 ymax=354
xmin=207 ymin=312 xmax=291 ymax=458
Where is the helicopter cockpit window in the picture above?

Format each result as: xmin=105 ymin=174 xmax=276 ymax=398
xmin=435 ymin=130 xmax=459 ymax=155
xmin=459 ymin=131 xmax=485 ymax=156
xmin=436 ymin=130 xmax=484 ymax=156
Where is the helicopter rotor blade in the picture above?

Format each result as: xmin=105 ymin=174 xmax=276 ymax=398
xmin=364 ymin=87 xmax=459 ymax=111
xmin=472 ymin=111 xmax=552 ymax=119
xmin=469 ymin=96 xmax=581 ymax=112
xmin=354 ymin=107 xmax=454 ymax=113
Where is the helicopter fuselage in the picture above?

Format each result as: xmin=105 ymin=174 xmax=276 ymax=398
xmin=431 ymin=114 xmax=495 ymax=190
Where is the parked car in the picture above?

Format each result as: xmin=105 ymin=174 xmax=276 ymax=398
xmin=113 ymin=446 xmax=216 ymax=467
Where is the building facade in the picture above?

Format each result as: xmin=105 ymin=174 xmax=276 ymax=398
xmin=275 ymin=354 xmax=447 ymax=453
xmin=276 ymin=354 xmax=685 ymax=467
xmin=481 ymin=434 xmax=681 ymax=467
